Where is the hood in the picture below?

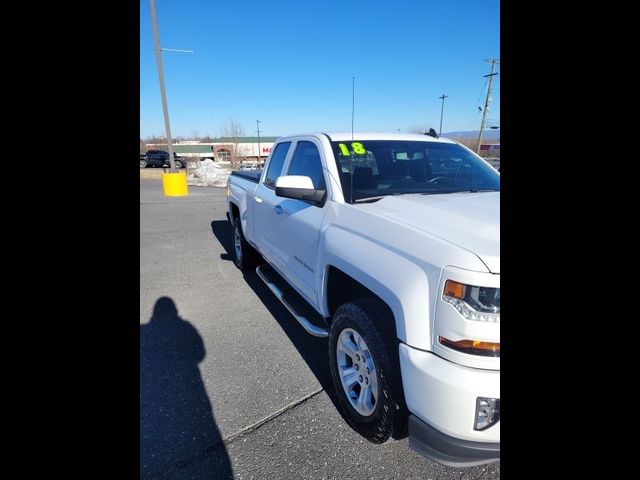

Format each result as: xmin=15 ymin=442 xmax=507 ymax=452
xmin=358 ymin=192 xmax=500 ymax=273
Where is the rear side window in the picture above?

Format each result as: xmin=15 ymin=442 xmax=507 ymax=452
xmin=287 ymin=141 xmax=326 ymax=189
xmin=264 ymin=142 xmax=291 ymax=188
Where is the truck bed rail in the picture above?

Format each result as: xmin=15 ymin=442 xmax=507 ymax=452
xmin=230 ymin=171 xmax=261 ymax=183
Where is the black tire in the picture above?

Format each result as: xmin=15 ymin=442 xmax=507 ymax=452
xmin=329 ymin=299 xmax=408 ymax=443
xmin=175 ymin=160 xmax=184 ymax=169
xmin=140 ymin=160 xmax=147 ymax=168
xmin=231 ymin=217 xmax=260 ymax=271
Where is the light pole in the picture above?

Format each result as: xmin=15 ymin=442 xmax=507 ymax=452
xmin=256 ymin=120 xmax=261 ymax=165
xmin=438 ymin=94 xmax=448 ymax=136
xmin=149 ymin=0 xmax=192 ymax=172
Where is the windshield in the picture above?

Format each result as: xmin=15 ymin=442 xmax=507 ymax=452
xmin=330 ymin=140 xmax=500 ymax=203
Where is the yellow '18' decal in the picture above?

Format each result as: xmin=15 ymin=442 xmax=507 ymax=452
xmin=338 ymin=142 xmax=366 ymax=156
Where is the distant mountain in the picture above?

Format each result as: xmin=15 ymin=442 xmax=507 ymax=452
xmin=441 ymin=130 xmax=500 ymax=140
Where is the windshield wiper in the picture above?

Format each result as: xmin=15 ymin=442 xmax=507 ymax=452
xmin=354 ymin=195 xmax=387 ymax=203
xmin=354 ymin=192 xmax=415 ymax=203
xmin=458 ymin=189 xmax=498 ymax=193
xmin=422 ymin=189 xmax=498 ymax=194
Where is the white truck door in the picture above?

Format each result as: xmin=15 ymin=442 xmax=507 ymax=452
xmin=269 ymin=139 xmax=329 ymax=307
xmin=253 ymin=141 xmax=292 ymax=261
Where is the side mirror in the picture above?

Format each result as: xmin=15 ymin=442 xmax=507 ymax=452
xmin=275 ymin=175 xmax=326 ymax=206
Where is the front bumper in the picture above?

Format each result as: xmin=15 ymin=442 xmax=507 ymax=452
xmin=409 ymin=415 xmax=499 ymax=467
xmin=399 ymin=343 xmax=500 ymax=465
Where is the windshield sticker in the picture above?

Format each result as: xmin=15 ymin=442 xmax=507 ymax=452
xmin=338 ymin=142 xmax=366 ymax=156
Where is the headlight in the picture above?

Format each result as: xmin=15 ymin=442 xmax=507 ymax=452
xmin=443 ymin=280 xmax=500 ymax=322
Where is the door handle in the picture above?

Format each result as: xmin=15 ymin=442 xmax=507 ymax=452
xmin=254 ymin=196 xmax=263 ymax=203
xmin=274 ymin=204 xmax=283 ymax=215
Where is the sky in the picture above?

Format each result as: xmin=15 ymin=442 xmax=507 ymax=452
xmin=140 ymin=0 xmax=500 ymax=139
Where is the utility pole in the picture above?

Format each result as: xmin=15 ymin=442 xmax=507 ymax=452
xmin=438 ymin=94 xmax=448 ymax=136
xmin=149 ymin=0 xmax=192 ymax=171
xmin=476 ymin=58 xmax=499 ymax=154
xmin=256 ymin=120 xmax=261 ymax=165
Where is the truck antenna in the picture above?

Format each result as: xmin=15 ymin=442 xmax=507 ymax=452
xmin=351 ymin=76 xmax=355 ymax=141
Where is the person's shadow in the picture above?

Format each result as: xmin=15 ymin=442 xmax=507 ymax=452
xmin=140 ymin=297 xmax=233 ymax=479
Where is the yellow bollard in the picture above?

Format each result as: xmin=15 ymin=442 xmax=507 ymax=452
xmin=161 ymin=172 xmax=189 ymax=197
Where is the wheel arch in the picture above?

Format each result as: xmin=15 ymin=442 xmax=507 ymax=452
xmin=324 ymin=264 xmax=404 ymax=342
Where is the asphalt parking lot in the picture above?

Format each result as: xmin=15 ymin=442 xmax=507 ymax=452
xmin=140 ymin=178 xmax=500 ymax=480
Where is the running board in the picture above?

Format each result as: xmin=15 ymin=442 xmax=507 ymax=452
xmin=256 ymin=265 xmax=329 ymax=338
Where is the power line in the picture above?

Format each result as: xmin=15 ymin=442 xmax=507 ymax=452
xmin=463 ymin=77 xmax=489 ymax=133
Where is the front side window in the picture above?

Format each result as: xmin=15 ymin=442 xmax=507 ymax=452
xmin=264 ymin=142 xmax=292 ymax=188
xmin=287 ymin=141 xmax=326 ymax=189
xmin=330 ymin=140 xmax=500 ymax=203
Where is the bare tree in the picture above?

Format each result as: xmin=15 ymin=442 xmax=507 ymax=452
xmin=140 ymin=138 xmax=147 ymax=154
xmin=221 ymin=119 xmax=246 ymax=168
xmin=144 ymin=135 xmax=164 ymax=144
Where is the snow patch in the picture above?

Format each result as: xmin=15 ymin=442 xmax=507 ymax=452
xmin=187 ymin=159 xmax=230 ymax=187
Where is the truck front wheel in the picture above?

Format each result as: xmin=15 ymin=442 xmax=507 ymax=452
xmin=329 ymin=299 xmax=408 ymax=443
xmin=231 ymin=218 xmax=259 ymax=271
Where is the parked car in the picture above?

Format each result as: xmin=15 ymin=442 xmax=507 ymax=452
xmin=140 ymin=150 xmax=185 ymax=169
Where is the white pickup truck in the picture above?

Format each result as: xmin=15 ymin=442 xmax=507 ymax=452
xmin=226 ymin=132 xmax=500 ymax=467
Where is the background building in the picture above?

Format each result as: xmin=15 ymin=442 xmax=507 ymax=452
xmin=146 ymin=137 xmax=279 ymax=163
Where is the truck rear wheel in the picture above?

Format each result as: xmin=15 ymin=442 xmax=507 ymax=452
xmin=329 ymin=299 xmax=408 ymax=443
xmin=231 ymin=217 xmax=259 ymax=271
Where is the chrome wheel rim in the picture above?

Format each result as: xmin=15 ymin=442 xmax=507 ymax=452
xmin=336 ymin=327 xmax=378 ymax=417
xmin=233 ymin=224 xmax=242 ymax=261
